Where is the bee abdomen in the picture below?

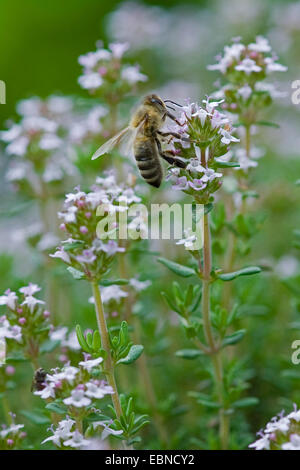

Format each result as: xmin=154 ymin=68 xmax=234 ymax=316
xmin=135 ymin=142 xmax=163 ymax=188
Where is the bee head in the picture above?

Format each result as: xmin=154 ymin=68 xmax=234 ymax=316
xmin=143 ymin=94 xmax=166 ymax=112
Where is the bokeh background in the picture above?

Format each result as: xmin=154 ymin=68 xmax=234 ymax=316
xmin=1 ymin=0 xmax=300 ymax=450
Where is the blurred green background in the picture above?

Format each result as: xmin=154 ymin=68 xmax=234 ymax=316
xmin=0 ymin=0 xmax=210 ymax=125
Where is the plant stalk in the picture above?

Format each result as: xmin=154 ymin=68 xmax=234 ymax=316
xmin=202 ymin=212 xmax=229 ymax=449
xmin=91 ymin=281 xmax=122 ymax=420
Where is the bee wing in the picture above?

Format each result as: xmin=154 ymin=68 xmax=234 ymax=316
xmin=91 ymin=126 xmax=133 ymax=160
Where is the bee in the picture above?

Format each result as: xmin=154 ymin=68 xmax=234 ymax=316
xmin=31 ymin=367 xmax=47 ymax=392
xmin=92 ymin=94 xmax=187 ymax=188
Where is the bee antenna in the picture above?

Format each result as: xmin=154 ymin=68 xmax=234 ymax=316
xmin=166 ymin=104 xmax=176 ymax=111
xmin=164 ymin=100 xmax=183 ymax=108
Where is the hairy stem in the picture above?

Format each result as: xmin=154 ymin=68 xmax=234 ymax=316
xmin=91 ymin=281 xmax=122 ymax=420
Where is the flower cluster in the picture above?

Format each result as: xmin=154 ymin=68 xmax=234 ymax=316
xmin=78 ymin=41 xmax=147 ymax=98
xmin=36 ymin=358 xmax=120 ymax=448
xmin=208 ymin=36 xmax=287 ymax=116
xmin=0 ymin=96 xmax=80 ymax=193
xmin=249 ymin=406 xmax=300 ymax=450
xmin=0 ymin=420 xmax=26 ymax=450
xmin=51 ymin=171 xmax=141 ymax=281
xmin=165 ymin=99 xmax=239 ymax=203
xmin=0 ymin=284 xmax=51 ymax=363
xmin=208 ymin=37 xmax=287 ymax=174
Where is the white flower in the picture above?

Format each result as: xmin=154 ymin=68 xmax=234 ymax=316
xmin=6 ymin=162 xmax=29 ymax=181
xmin=288 ymin=409 xmax=300 ymax=422
xmin=265 ymin=57 xmax=287 ymax=73
xmin=176 ymin=230 xmax=197 ymax=249
xmin=58 ymin=205 xmax=78 ymax=223
xmin=65 ymin=191 xmax=86 ymax=204
xmin=248 ymin=36 xmax=271 ymax=53
xmin=39 ymin=133 xmax=62 ymax=151
xmin=129 ymin=278 xmax=151 ymax=291
xmin=255 ymin=81 xmax=287 ymax=99
xmin=42 ymin=418 xmax=75 ymax=447
xmin=85 ymin=381 xmax=113 ymax=399
xmin=0 ymin=124 xmax=22 ymax=142
xmin=92 ymin=420 xmax=123 ymax=439
xmin=79 ymin=356 xmax=103 ymax=372
xmin=0 ymin=424 xmax=24 ymax=439
xmin=0 ymin=318 xmax=22 ymax=342
xmin=282 ymin=434 xmax=300 ymax=450
xmin=238 ymin=85 xmax=252 ymax=100
xmin=265 ymin=416 xmax=290 ymax=434
xmin=202 ymin=168 xmax=222 ymax=183
xmin=21 ymin=295 xmax=45 ymax=313
xmin=249 ymin=434 xmax=270 ymax=450
xmin=275 ymin=256 xmax=299 ymax=278
xmin=50 ymin=326 xmax=68 ymax=342
xmin=78 ymin=73 xmax=103 ymax=90
xmin=6 ymin=136 xmax=29 ymax=156
xmin=208 ymin=43 xmax=245 ymax=74
xmin=235 ymin=58 xmax=262 ymax=75
xmin=50 ymin=248 xmax=71 ymax=264
xmin=34 ymin=381 xmax=56 ymax=399
xmin=63 ymin=430 xmax=90 ymax=448
xmin=50 ymin=365 xmax=79 ymax=384
xmin=121 ymin=65 xmax=147 ymax=84
xmin=109 ymin=42 xmax=129 ymax=58
xmin=101 ymin=285 xmax=128 ymax=304
xmin=76 ymin=249 xmax=96 ymax=264
xmin=63 ymin=389 xmax=91 ymax=408
xmin=219 ymin=128 xmax=240 ymax=145
xmin=0 ymin=290 xmax=18 ymax=310
xmin=19 ymin=283 xmax=41 ymax=297
xmin=62 ymin=330 xmax=81 ymax=351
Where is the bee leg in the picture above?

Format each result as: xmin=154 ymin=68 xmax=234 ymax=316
xmin=162 ymin=153 xmax=187 ymax=168
xmin=166 ymin=111 xmax=185 ymax=127
xmin=155 ymin=137 xmax=186 ymax=169
xmin=157 ymin=130 xmax=190 ymax=143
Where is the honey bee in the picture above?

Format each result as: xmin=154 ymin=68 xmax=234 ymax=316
xmin=31 ymin=367 xmax=46 ymax=392
xmin=92 ymin=94 xmax=187 ymax=188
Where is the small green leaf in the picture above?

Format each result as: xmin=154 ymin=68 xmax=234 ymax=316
xmin=222 ymin=329 xmax=246 ymax=347
xmin=92 ymin=330 xmax=101 ymax=351
xmin=175 ymin=349 xmax=204 ymax=359
xmin=117 ymin=345 xmax=144 ymax=365
xmin=218 ymin=266 xmax=261 ymax=281
xmin=21 ymin=410 xmax=51 ymax=425
xmin=76 ymin=324 xmax=91 ymax=352
xmin=63 ymin=241 xmax=84 ymax=251
xmin=67 ymin=267 xmax=85 ymax=280
xmin=45 ymin=402 xmax=68 ymax=414
xmin=256 ymin=120 xmax=280 ymax=128
xmin=157 ymin=257 xmax=196 ymax=278
xmin=100 ymin=279 xmax=129 ymax=286
xmin=161 ymin=292 xmax=181 ymax=314
xmin=86 ymin=332 xmax=93 ymax=349
xmin=215 ymin=161 xmax=240 ymax=168
xmin=231 ymin=397 xmax=259 ymax=408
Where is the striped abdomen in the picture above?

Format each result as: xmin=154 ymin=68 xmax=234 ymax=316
xmin=134 ymin=137 xmax=163 ymax=188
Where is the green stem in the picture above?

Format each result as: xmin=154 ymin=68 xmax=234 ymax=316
xmin=202 ymin=212 xmax=229 ymax=449
xmin=91 ymin=281 xmax=122 ymax=420
xmin=1 ymin=394 xmax=12 ymax=425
